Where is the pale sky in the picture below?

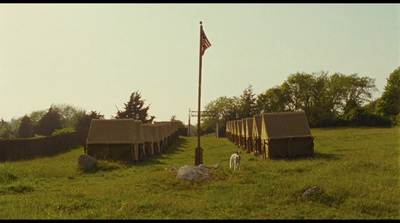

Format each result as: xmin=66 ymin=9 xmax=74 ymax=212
xmin=1 ymin=3 xmax=399 ymax=124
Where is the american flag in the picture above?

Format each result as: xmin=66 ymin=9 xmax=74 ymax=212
xmin=201 ymin=29 xmax=211 ymax=56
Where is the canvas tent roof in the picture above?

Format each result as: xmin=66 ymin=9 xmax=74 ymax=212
xmin=235 ymin=120 xmax=242 ymax=136
xmin=155 ymin=123 xmax=168 ymax=139
xmin=244 ymin=118 xmax=253 ymax=138
xmin=225 ymin=121 xmax=231 ymax=133
xmin=157 ymin=121 xmax=180 ymax=132
xmin=170 ymin=121 xmax=180 ymax=132
xmin=149 ymin=124 xmax=160 ymax=141
xmin=241 ymin=119 xmax=247 ymax=137
xmin=252 ymin=114 xmax=262 ymax=138
xmin=141 ymin=124 xmax=152 ymax=142
xmin=154 ymin=122 xmax=173 ymax=135
xmin=231 ymin=120 xmax=237 ymax=135
xmin=86 ymin=119 xmax=143 ymax=145
xmin=261 ymin=111 xmax=312 ymax=140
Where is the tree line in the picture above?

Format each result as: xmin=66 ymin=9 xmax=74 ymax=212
xmin=202 ymin=67 xmax=400 ymax=134
xmin=0 ymin=90 xmax=168 ymax=139
xmin=1 ymin=68 xmax=398 ymax=139
xmin=0 ymin=104 xmax=105 ymax=140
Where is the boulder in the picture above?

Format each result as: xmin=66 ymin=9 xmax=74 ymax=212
xmin=301 ymin=186 xmax=320 ymax=199
xmin=176 ymin=165 xmax=211 ymax=181
xmin=78 ymin=154 xmax=98 ymax=171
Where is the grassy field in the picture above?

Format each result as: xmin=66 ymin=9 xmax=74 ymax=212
xmin=0 ymin=127 xmax=399 ymax=219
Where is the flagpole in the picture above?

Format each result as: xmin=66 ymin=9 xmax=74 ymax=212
xmin=195 ymin=21 xmax=203 ymax=166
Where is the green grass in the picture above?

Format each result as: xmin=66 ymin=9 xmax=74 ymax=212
xmin=1 ymin=127 xmax=399 ymax=219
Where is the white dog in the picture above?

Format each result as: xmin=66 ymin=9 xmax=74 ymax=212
xmin=229 ymin=151 xmax=242 ymax=171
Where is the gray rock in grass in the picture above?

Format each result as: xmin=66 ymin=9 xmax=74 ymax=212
xmin=78 ymin=154 xmax=98 ymax=171
xmin=176 ymin=165 xmax=211 ymax=181
xmin=301 ymin=186 xmax=320 ymax=198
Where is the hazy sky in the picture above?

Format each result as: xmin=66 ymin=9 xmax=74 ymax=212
xmin=1 ymin=3 xmax=399 ymax=124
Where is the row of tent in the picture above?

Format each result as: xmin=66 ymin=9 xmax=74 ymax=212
xmin=84 ymin=119 xmax=181 ymax=163
xmin=226 ymin=111 xmax=314 ymax=159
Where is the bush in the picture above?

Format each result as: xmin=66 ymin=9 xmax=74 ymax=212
xmin=341 ymin=107 xmax=391 ymax=127
xmin=33 ymin=134 xmax=46 ymax=138
xmin=390 ymin=114 xmax=400 ymax=126
xmin=51 ymin=128 xmax=76 ymax=136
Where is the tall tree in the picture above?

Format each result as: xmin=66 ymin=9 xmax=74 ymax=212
xmin=237 ymin=84 xmax=258 ymax=119
xmin=377 ymin=67 xmax=400 ymax=118
xmin=75 ymin=110 xmax=105 ymax=133
xmin=52 ymin=103 xmax=85 ymax=129
xmin=18 ymin=115 xmax=34 ymax=138
xmin=308 ymin=71 xmax=334 ymax=125
xmin=202 ymin=96 xmax=239 ymax=134
xmin=116 ymin=90 xmax=155 ymax=123
xmin=0 ymin=118 xmax=13 ymax=139
xmin=29 ymin=109 xmax=47 ymax=131
xmin=327 ymin=73 xmax=377 ymax=115
xmin=283 ymin=72 xmax=315 ymax=112
xmin=35 ymin=106 xmax=63 ymax=136
xmin=256 ymin=85 xmax=290 ymax=113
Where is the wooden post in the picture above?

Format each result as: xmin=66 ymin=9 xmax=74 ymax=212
xmin=188 ymin=109 xmax=191 ymax=137
xmin=216 ymin=122 xmax=219 ymax=138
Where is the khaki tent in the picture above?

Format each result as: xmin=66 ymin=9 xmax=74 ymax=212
xmin=225 ymin=121 xmax=229 ymax=141
xmin=141 ymin=124 xmax=155 ymax=157
xmin=235 ymin=120 xmax=243 ymax=147
xmin=260 ymin=111 xmax=314 ymax=159
xmin=154 ymin=123 xmax=169 ymax=152
xmin=244 ymin=118 xmax=253 ymax=153
xmin=155 ymin=121 xmax=180 ymax=146
xmin=233 ymin=120 xmax=240 ymax=146
xmin=229 ymin=121 xmax=235 ymax=144
xmin=240 ymin=119 xmax=247 ymax=150
xmin=170 ymin=121 xmax=180 ymax=142
xmin=226 ymin=121 xmax=233 ymax=142
xmin=154 ymin=122 xmax=173 ymax=147
xmin=229 ymin=120 xmax=235 ymax=142
xmin=86 ymin=119 xmax=143 ymax=163
xmin=149 ymin=124 xmax=162 ymax=155
xmin=252 ymin=114 xmax=262 ymax=155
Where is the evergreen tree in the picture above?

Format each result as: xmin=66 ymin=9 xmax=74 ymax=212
xmin=116 ymin=90 xmax=155 ymax=123
xmin=75 ymin=110 xmax=105 ymax=133
xmin=18 ymin=115 xmax=33 ymax=138
xmin=378 ymin=67 xmax=400 ymax=117
xmin=237 ymin=84 xmax=257 ymax=119
xmin=0 ymin=118 xmax=13 ymax=139
xmin=35 ymin=106 xmax=63 ymax=136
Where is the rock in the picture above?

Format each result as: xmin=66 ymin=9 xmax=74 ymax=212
xmin=198 ymin=163 xmax=221 ymax=169
xmin=212 ymin=164 xmax=221 ymax=169
xmin=170 ymin=166 xmax=179 ymax=171
xmin=175 ymin=164 xmax=220 ymax=181
xmin=371 ymin=162 xmax=384 ymax=166
xmin=301 ymin=186 xmax=320 ymax=199
xmin=176 ymin=165 xmax=210 ymax=181
xmin=78 ymin=154 xmax=98 ymax=171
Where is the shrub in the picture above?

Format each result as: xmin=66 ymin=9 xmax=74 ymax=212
xmin=51 ymin=128 xmax=76 ymax=136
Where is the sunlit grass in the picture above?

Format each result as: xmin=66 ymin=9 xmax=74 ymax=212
xmin=0 ymin=127 xmax=399 ymax=219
